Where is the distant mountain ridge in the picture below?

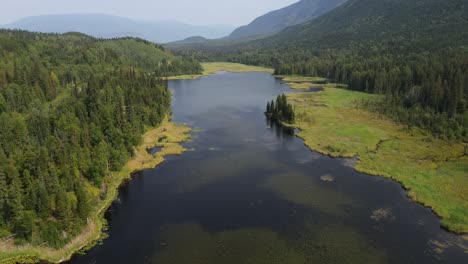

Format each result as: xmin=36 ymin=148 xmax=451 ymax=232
xmin=2 ymin=14 xmax=235 ymax=43
xmin=259 ymin=0 xmax=468 ymax=49
xmin=229 ymin=0 xmax=348 ymax=39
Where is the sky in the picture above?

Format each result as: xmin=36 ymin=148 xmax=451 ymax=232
xmin=1 ymin=0 xmax=298 ymax=26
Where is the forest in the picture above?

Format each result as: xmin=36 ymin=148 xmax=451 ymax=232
xmin=266 ymin=94 xmax=295 ymax=124
xmin=172 ymin=47 xmax=468 ymax=140
xmin=1 ymin=0 xmax=467 ymax=254
xmin=169 ymin=0 xmax=468 ymax=141
xmin=247 ymin=47 xmax=468 ymax=140
xmin=0 ymin=30 xmax=201 ymax=247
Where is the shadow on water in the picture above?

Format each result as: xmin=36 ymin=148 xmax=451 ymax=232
xmin=69 ymin=72 xmax=467 ymax=264
xmin=266 ymin=118 xmax=295 ymax=139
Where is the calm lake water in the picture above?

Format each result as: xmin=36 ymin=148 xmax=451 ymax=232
xmin=70 ymin=72 xmax=467 ymax=264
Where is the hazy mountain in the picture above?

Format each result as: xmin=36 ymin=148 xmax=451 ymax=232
xmin=2 ymin=14 xmax=235 ymax=43
xmin=229 ymin=0 xmax=348 ymax=39
xmin=260 ymin=0 xmax=468 ymax=49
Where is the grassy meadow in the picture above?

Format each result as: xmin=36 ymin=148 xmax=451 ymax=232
xmin=285 ymin=77 xmax=468 ymax=233
xmin=168 ymin=62 xmax=274 ymax=80
xmin=276 ymin=75 xmax=328 ymax=90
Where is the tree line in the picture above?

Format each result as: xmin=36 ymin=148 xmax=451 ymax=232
xmin=172 ymin=43 xmax=468 ymax=141
xmin=266 ymin=94 xmax=295 ymax=124
xmin=168 ymin=0 xmax=468 ymax=141
xmin=0 ymin=30 xmax=201 ymax=248
xmin=271 ymin=48 xmax=468 ymax=140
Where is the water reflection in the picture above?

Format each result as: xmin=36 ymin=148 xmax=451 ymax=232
xmin=266 ymin=118 xmax=295 ymax=139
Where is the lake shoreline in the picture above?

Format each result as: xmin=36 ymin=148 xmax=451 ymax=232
xmin=167 ymin=62 xmax=274 ymax=80
xmin=0 ymin=119 xmax=192 ymax=264
xmin=69 ymin=69 xmax=467 ymax=263
xmin=281 ymin=76 xmax=467 ymax=234
xmin=171 ymin=66 xmax=467 ymax=234
xmin=2 ymin=64 xmax=466 ymax=263
xmin=0 ymin=62 xmax=270 ymax=264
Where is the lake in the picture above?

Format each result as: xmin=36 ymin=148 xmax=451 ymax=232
xmin=69 ymin=72 xmax=467 ymax=263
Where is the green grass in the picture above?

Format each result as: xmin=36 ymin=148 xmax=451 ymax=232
xmin=275 ymin=75 xmax=329 ymax=90
xmin=276 ymin=75 xmax=328 ymax=83
xmin=168 ymin=62 xmax=273 ymax=80
xmin=287 ymin=83 xmax=468 ymax=233
xmin=202 ymin=62 xmax=273 ymax=74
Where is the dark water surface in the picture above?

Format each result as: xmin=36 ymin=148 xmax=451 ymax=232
xmin=70 ymin=72 xmax=467 ymax=264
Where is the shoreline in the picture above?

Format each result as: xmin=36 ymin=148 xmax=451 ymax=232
xmin=293 ymin=133 xmax=468 ymax=236
xmin=0 ymin=61 xmax=268 ymax=263
xmin=282 ymin=77 xmax=467 ymax=234
xmin=167 ymin=62 xmax=273 ymax=80
xmin=1 ymin=64 xmax=465 ymax=263
xmin=0 ymin=120 xmax=192 ymax=263
xmin=170 ymin=67 xmax=467 ymax=235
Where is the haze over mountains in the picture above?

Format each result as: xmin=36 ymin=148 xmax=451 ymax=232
xmin=258 ymin=0 xmax=468 ymax=49
xmin=3 ymin=0 xmax=353 ymax=45
xmin=170 ymin=0 xmax=349 ymax=45
xmin=169 ymin=0 xmax=468 ymax=52
xmin=2 ymin=14 xmax=235 ymax=43
xmin=229 ymin=0 xmax=348 ymax=39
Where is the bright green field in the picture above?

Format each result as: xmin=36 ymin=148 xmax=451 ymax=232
xmin=168 ymin=62 xmax=273 ymax=80
xmin=288 ymin=82 xmax=468 ymax=233
xmin=276 ymin=75 xmax=329 ymax=89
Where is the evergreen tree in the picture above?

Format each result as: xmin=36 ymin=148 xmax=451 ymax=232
xmin=0 ymin=29 xmax=201 ymax=246
xmin=265 ymin=93 xmax=295 ymax=124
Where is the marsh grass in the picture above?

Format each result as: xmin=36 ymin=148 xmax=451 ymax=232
xmin=167 ymin=62 xmax=273 ymax=80
xmin=276 ymin=75 xmax=329 ymax=90
xmin=287 ymin=82 xmax=468 ymax=233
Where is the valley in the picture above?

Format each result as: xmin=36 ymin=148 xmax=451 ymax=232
xmin=0 ymin=0 xmax=467 ymax=263
xmin=68 ymin=70 xmax=467 ymax=264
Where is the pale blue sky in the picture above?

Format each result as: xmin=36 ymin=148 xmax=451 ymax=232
xmin=1 ymin=0 xmax=298 ymax=26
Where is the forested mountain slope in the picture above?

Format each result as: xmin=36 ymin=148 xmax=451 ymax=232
xmin=176 ymin=0 xmax=468 ymax=140
xmin=0 ymin=30 xmax=200 ymax=248
xmin=229 ymin=0 xmax=348 ymax=39
xmin=262 ymin=0 xmax=468 ymax=49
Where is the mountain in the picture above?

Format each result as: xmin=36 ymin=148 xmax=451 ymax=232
xmin=171 ymin=0 xmax=468 ymax=143
xmin=229 ymin=0 xmax=467 ymax=140
xmin=229 ymin=0 xmax=348 ymax=39
xmin=170 ymin=36 xmax=209 ymax=45
xmin=260 ymin=0 xmax=468 ymax=49
xmin=2 ymin=14 xmax=235 ymax=43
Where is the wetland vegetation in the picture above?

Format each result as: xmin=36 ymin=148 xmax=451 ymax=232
xmin=1 ymin=0 xmax=467 ymax=262
xmin=285 ymin=76 xmax=468 ymax=233
xmin=167 ymin=62 xmax=273 ymax=80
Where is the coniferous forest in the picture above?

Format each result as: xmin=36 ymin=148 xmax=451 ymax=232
xmin=266 ymin=94 xmax=295 ymax=124
xmin=0 ymin=0 xmax=467 ymax=261
xmin=173 ymin=48 xmax=468 ymax=141
xmin=0 ymin=30 xmax=201 ymax=247
xmin=170 ymin=0 xmax=468 ymax=141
